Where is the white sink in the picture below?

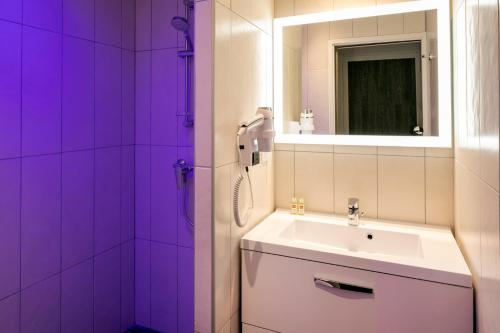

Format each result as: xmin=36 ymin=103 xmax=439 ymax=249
xmin=241 ymin=210 xmax=472 ymax=287
xmin=280 ymin=218 xmax=423 ymax=258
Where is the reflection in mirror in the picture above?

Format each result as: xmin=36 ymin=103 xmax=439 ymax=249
xmin=282 ymin=10 xmax=438 ymax=137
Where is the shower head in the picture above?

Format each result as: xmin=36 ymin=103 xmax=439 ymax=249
xmin=171 ymin=16 xmax=190 ymax=33
xmin=171 ymin=16 xmax=194 ymax=55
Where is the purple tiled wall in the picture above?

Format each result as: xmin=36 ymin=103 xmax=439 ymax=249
xmin=134 ymin=0 xmax=194 ymax=332
xmin=1 ymin=0 xmax=194 ymax=331
xmin=0 ymin=0 xmax=136 ymax=332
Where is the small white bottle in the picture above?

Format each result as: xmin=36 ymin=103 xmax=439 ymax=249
xmin=300 ymin=109 xmax=315 ymax=135
xmin=298 ymin=198 xmax=305 ymax=215
xmin=291 ymin=197 xmax=298 ymax=214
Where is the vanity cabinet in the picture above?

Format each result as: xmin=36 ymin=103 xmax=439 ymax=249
xmin=241 ymin=250 xmax=472 ymax=333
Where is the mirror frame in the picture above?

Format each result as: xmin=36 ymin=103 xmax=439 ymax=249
xmin=273 ymin=0 xmax=452 ymax=147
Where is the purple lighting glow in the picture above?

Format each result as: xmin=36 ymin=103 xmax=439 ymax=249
xmin=0 ymin=0 xmax=194 ymax=332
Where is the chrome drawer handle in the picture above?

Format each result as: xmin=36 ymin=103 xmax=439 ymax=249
xmin=314 ymin=276 xmax=373 ymax=295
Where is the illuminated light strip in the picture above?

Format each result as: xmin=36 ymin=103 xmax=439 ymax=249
xmin=273 ymin=0 xmax=452 ymax=148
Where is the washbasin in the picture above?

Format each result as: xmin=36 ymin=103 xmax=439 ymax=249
xmin=280 ymin=218 xmax=423 ymax=258
xmin=241 ymin=210 xmax=472 ymax=288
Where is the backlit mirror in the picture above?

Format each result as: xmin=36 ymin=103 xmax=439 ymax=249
xmin=274 ymin=1 xmax=451 ymax=147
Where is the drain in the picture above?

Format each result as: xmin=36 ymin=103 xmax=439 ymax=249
xmin=367 ymin=233 xmax=373 ymax=240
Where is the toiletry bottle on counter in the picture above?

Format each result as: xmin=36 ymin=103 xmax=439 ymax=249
xmin=291 ymin=197 xmax=298 ymax=214
xmin=300 ymin=109 xmax=315 ymax=135
xmin=298 ymin=198 xmax=305 ymax=215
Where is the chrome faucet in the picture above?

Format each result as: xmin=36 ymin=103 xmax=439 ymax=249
xmin=347 ymin=198 xmax=360 ymax=226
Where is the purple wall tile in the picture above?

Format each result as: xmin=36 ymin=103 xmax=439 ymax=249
xmin=122 ymin=0 xmax=136 ymax=50
xmin=178 ymin=246 xmax=194 ymax=333
xmin=20 ymin=275 xmax=61 ymax=333
xmin=62 ymin=36 xmax=94 ymax=152
xmin=0 ymin=0 xmax=22 ymax=22
xmin=95 ymin=44 xmax=122 ymax=148
xmin=135 ymin=239 xmax=151 ymax=327
xmin=22 ymin=27 xmax=62 ymax=156
xmin=63 ymin=0 xmax=94 ymax=39
xmin=122 ymin=50 xmax=135 ymax=146
xmin=151 ymin=49 xmax=178 ymax=146
xmin=135 ymin=52 xmax=152 ymax=145
xmin=135 ymin=0 xmax=152 ymax=51
xmin=23 ymin=0 xmax=62 ymax=32
xmin=151 ymin=146 xmax=178 ymax=244
xmin=0 ymin=21 xmax=21 ymax=159
xmin=94 ymin=247 xmax=121 ymax=333
xmin=95 ymin=0 xmax=122 ymax=47
xmin=135 ymin=146 xmax=151 ymax=239
xmin=21 ymin=155 xmax=61 ymax=288
xmin=0 ymin=0 xmax=137 ymax=330
xmin=61 ymin=260 xmax=93 ymax=333
xmin=0 ymin=293 xmax=20 ymax=333
xmin=121 ymin=241 xmax=135 ymax=331
xmin=0 ymin=159 xmax=20 ymax=299
xmin=121 ymin=146 xmax=135 ymax=242
xmin=152 ymin=0 xmax=178 ymax=49
xmin=177 ymin=54 xmax=185 ymax=114
xmin=177 ymin=116 xmax=194 ymax=148
xmin=62 ymin=151 xmax=94 ymax=269
xmin=94 ymin=147 xmax=121 ymax=254
xmin=151 ymin=242 xmax=178 ymax=333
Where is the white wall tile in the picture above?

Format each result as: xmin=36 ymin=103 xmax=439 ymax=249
xmin=334 ymin=145 xmax=377 ymax=155
xmin=451 ymin=3 xmax=500 ymax=328
xmin=378 ymin=155 xmax=425 ymax=223
xmin=478 ymin=0 xmax=500 ymax=191
xmin=330 ymin=20 xmax=353 ymax=39
xmin=454 ymin=162 xmax=482 ymax=278
xmin=376 ymin=0 xmax=410 ymax=4
xmin=195 ymin=0 xmax=213 ymax=168
xmin=212 ymin=1 xmax=275 ymax=330
xmin=378 ymin=146 xmax=425 ymax=157
xmin=377 ymin=14 xmax=404 ymax=35
xmin=334 ymin=154 xmax=377 ymax=218
xmin=295 ymin=144 xmax=333 ymax=152
xmin=194 ymin=166 xmax=213 ymax=333
xmin=216 ymin=0 xmax=230 ymax=8
xmin=214 ymin=3 xmax=236 ymax=167
xmin=274 ymin=150 xmax=295 ymax=208
xmin=425 ymin=158 xmax=454 ymax=226
xmin=214 ymin=165 xmax=231 ymax=331
xmin=274 ymin=143 xmax=294 ymax=151
xmin=334 ymin=0 xmax=375 ymax=10
xmin=404 ymin=12 xmax=425 ymax=33
xmin=477 ymin=179 xmax=500 ymax=333
xmin=294 ymin=0 xmax=333 ymax=15
xmin=425 ymin=148 xmax=454 ymax=158
xmin=231 ymin=0 xmax=274 ymax=34
xmin=275 ymin=0 xmax=294 ymax=17
xmin=457 ymin=0 xmax=481 ymax=174
xmin=295 ymin=152 xmax=334 ymax=213
xmin=353 ymin=17 xmax=378 ymax=37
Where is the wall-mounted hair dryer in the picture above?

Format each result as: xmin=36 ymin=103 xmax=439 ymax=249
xmin=237 ymin=107 xmax=274 ymax=167
xmin=233 ymin=107 xmax=274 ymax=228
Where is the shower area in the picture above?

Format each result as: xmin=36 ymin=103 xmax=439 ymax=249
xmin=0 ymin=0 xmax=195 ymax=332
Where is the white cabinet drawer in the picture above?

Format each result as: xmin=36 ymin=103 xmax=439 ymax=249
xmin=242 ymin=250 xmax=472 ymax=333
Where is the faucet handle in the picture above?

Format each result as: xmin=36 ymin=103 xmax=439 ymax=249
xmin=348 ymin=197 xmax=359 ymax=209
